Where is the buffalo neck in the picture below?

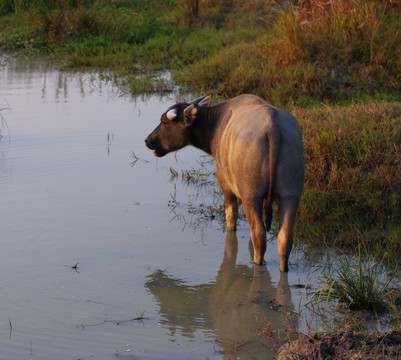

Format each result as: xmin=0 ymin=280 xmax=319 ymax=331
xmin=188 ymin=104 xmax=227 ymax=156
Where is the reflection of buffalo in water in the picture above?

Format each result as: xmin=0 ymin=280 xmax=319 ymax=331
xmin=146 ymin=232 xmax=297 ymax=359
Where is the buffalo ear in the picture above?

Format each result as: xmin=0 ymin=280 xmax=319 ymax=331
xmin=196 ymin=94 xmax=212 ymax=107
xmin=183 ymin=104 xmax=198 ymax=126
xmin=183 ymin=95 xmax=211 ymax=126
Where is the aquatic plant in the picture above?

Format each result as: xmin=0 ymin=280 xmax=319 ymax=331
xmin=0 ymin=99 xmax=10 ymax=138
xmin=306 ymin=247 xmax=397 ymax=314
xmin=167 ymin=155 xmax=247 ymax=230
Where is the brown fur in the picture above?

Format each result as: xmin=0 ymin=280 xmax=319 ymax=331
xmin=145 ymin=94 xmax=304 ymax=272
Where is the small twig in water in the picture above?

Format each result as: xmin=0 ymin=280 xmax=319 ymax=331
xmin=8 ymin=316 xmax=12 ymax=338
xmin=70 ymin=263 xmax=80 ymax=273
xmin=79 ymin=312 xmax=148 ymax=328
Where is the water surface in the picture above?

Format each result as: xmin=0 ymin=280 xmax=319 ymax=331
xmin=0 ymin=55 xmax=315 ymax=359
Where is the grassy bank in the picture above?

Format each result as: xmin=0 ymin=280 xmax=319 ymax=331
xmin=295 ymin=101 xmax=401 ymax=255
xmin=0 ymin=0 xmax=268 ymax=92
xmin=178 ymin=0 xmax=401 ymax=106
xmin=0 ymin=0 xmax=400 ymax=105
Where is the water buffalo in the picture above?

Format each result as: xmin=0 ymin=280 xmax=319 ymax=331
xmin=145 ymin=94 xmax=304 ymax=272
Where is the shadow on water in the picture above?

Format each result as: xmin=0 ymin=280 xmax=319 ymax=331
xmin=146 ymin=231 xmax=297 ymax=359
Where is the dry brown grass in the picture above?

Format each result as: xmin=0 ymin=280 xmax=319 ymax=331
xmin=277 ymin=330 xmax=401 ymax=360
xmin=293 ymin=101 xmax=401 ymax=251
xmin=179 ymin=0 xmax=401 ymax=106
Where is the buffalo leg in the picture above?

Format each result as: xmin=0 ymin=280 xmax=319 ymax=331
xmin=223 ymin=190 xmax=239 ymax=231
xmin=242 ymin=198 xmax=266 ymax=265
xmin=277 ymin=198 xmax=298 ymax=272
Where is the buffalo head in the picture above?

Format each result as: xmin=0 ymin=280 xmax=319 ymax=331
xmin=145 ymin=95 xmax=212 ymax=157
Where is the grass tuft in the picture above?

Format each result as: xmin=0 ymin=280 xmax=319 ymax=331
xmin=306 ymin=247 xmax=397 ymax=314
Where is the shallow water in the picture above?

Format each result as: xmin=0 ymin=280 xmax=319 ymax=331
xmin=0 ymin=55 xmax=316 ymax=359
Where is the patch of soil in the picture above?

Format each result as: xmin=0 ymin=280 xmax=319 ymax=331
xmin=277 ymin=330 xmax=401 ymax=359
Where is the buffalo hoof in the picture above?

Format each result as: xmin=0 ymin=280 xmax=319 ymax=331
xmin=253 ymin=256 xmax=265 ymax=265
xmin=280 ymin=256 xmax=289 ymax=272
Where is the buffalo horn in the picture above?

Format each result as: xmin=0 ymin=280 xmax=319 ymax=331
xmin=189 ymin=95 xmax=207 ymax=105
xmin=166 ymin=109 xmax=177 ymax=120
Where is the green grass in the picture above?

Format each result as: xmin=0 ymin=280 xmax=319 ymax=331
xmin=0 ymin=0 xmax=399 ymax=105
xmin=179 ymin=0 xmax=401 ymax=107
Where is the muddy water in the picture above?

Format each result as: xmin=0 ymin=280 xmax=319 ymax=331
xmin=0 ymin=56 xmax=315 ymax=359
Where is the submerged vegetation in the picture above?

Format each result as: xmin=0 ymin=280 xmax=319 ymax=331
xmin=0 ymin=99 xmax=9 ymax=138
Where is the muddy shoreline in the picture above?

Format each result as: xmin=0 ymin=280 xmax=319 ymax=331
xmin=278 ymin=330 xmax=401 ymax=359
